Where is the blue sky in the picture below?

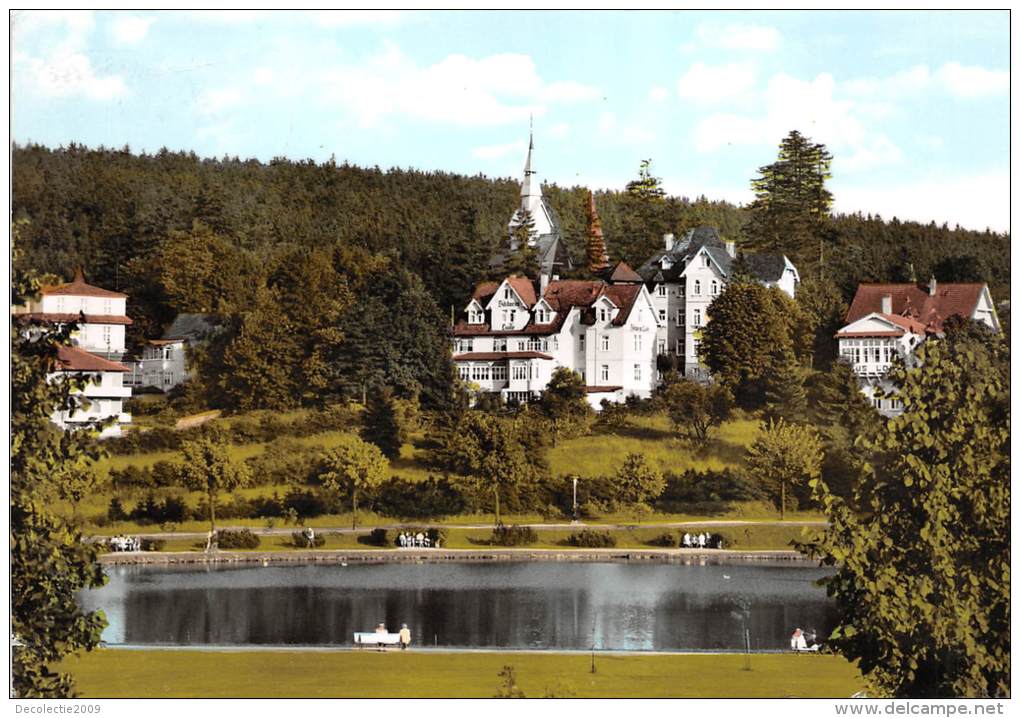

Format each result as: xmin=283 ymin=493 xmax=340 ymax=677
xmin=12 ymin=10 xmax=1010 ymax=231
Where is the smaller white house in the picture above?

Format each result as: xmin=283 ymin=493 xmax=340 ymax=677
xmin=836 ymin=279 xmax=1000 ymax=417
xmin=50 ymin=346 xmax=132 ymax=438
xmin=125 ymin=313 xmax=219 ymax=392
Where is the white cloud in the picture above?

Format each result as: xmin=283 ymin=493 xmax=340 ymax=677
xmin=597 ymin=111 xmax=617 ymax=135
xmin=936 ymin=62 xmax=1008 ymax=98
xmin=691 ymin=72 xmax=902 ymax=173
xmin=111 ymin=15 xmax=154 ymax=45
xmin=649 ymin=86 xmax=669 ymax=103
xmin=472 ymin=140 xmax=527 ymax=159
xmin=253 ymin=67 xmax=274 ymax=85
xmin=195 ymin=88 xmax=244 ymax=115
xmin=319 ymin=44 xmax=599 ymax=128
xmin=696 ymin=23 xmax=781 ymax=52
xmin=676 ymin=62 xmax=756 ymax=104
xmin=834 ymin=170 xmax=1008 ymax=232
xmin=844 ymin=64 xmax=931 ymax=98
xmin=19 ymin=51 xmax=126 ymax=100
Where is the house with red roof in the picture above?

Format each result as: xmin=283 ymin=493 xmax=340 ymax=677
xmin=836 ymin=277 xmax=1000 ymax=416
xmin=453 ymin=274 xmax=660 ymax=407
xmin=14 ymin=268 xmax=133 ymax=437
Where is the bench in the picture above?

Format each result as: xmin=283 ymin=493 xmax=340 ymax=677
xmin=354 ymin=632 xmax=401 ymax=647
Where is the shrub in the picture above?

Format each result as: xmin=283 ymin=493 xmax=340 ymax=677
xmin=649 ymin=531 xmax=678 ymax=548
xmin=150 ymin=461 xmax=181 ymax=487
xmin=489 ymin=524 xmax=538 ymax=546
xmin=656 ymin=468 xmax=766 ymax=512
xmin=110 ymin=465 xmax=151 ymax=489
xmin=373 ymin=476 xmax=466 ymax=519
xmin=290 ymin=530 xmax=326 ymax=548
xmin=369 ymin=528 xmax=389 ymax=546
xmin=216 ymin=529 xmax=261 ymax=549
xmin=140 ymin=538 xmax=166 ymax=552
xmin=107 ymin=497 xmax=127 ymax=522
xmin=566 ymin=529 xmax=617 ymax=548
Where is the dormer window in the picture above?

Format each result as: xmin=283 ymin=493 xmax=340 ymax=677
xmin=468 ymin=308 xmax=484 ymax=324
xmin=504 ymin=287 xmax=512 ymax=300
xmin=537 ymin=308 xmax=550 ymax=323
xmin=694 ymin=280 xmax=701 ymax=295
xmin=599 ymin=307 xmax=608 ymax=322
xmin=702 ymin=255 xmax=710 ymax=267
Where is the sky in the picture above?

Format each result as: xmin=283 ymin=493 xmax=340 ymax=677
xmin=11 ymin=9 xmax=1011 ymax=232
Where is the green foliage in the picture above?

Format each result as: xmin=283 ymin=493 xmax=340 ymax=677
xmin=361 ymin=387 xmax=403 ymax=459
xmin=801 ymin=334 xmax=1010 ymax=698
xmin=178 ymin=439 xmax=251 ymax=540
xmin=318 ymin=436 xmax=389 ymax=530
xmin=745 ymin=419 xmax=823 ymax=520
xmin=215 ymin=529 xmax=261 ymax=550
xmin=763 ymin=347 xmax=808 ymax=424
xmin=614 ymin=453 xmax=665 ymax=506
xmin=291 ymin=530 xmax=326 ymax=548
xmin=699 ymin=282 xmax=810 ymax=406
xmin=504 ymin=209 xmax=540 ymax=278
xmin=796 ymin=277 xmax=849 ymax=369
xmin=566 ymin=529 xmax=617 ymax=548
xmin=536 ymin=367 xmax=593 ymax=445
xmin=489 ymin=524 xmax=539 ymax=546
xmin=745 ymin=130 xmax=833 ymax=267
xmin=11 ymin=243 xmax=107 ymax=697
xmin=657 ymin=378 xmax=733 ymax=444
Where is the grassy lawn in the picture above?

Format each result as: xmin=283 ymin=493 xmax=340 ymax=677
xmin=62 ymin=649 xmax=863 ymax=698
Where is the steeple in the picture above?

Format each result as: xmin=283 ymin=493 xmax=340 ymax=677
xmin=585 ymin=189 xmax=609 ymax=275
xmin=520 ymin=118 xmax=536 ymax=199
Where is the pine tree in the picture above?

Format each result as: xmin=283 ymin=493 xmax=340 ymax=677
xmin=361 ymin=386 xmax=403 ymax=459
xmin=505 ymin=208 xmax=540 ymax=278
xmin=763 ymin=347 xmax=808 ymax=424
xmin=584 ymin=190 xmax=609 ymax=276
xmin=745 ymin=130 xmax=833 ymax=264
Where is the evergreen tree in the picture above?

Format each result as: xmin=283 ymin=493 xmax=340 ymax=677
xmin=745 ymin=130 xmax=833 ymax=265
xmin=505 ymin=208 xmax=540 ymax=278
xmin=361 ymin=386 xmax=403 ymax=459
xmin=802 ymin=335 xmax=1009 ymax=697
xmin=584 ymin=190 xmax=609 ymax=276
xmin=619 ymin=158 xmax=669 ymax=263
xmin=728 ymin=249 xmax=755 ymax=284
xmin=796 ymin=277 xmax=849 ymax=370
xmin=11 ymin=240 xmax=107 ymax=697
xmin=763 ymin=347 xmax=808 ymax=424
xmin=809 ymin=360 xmax=877 ymax=500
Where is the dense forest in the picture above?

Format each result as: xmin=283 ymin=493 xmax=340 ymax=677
xmin=11 ymin=142 xmax=1010 ymax=409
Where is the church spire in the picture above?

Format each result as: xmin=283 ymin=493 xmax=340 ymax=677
xmin=521 ymin=118 xmax=536 ymax=199
xmin=585 ymin=190 xmax=609 ymax=275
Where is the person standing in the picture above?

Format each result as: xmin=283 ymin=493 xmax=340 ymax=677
xmin=399 ymin=624 xmax=411 ymax=650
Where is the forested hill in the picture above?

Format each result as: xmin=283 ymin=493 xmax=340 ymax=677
xmin=12 ymin=143 xmax=1010 ymax=347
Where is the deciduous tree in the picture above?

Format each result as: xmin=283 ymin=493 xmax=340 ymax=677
xmin=745 ymin=419 xmax=823 ymax=520
xmin=320 ymin=437 xmax=389 ymax=530
xmin=657 ymin=378 xmax=733 ymax=444
xmin=179 ymin=439 xmax=251 ymax=548
xmin=536 ymin=367 xmax=593 ymax=445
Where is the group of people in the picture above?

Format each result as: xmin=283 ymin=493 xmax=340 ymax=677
xmin=397 ymin=532 xmax=436 ymax=548
xmin=682 ymin=532 xmax=722 ymax=549
xmin=790 ymin=628 xmax=821 ymax=652
xmin=109 ymin=535 xmax=141 ymax=552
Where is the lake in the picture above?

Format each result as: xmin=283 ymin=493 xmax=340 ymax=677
xmin=81 ymin=560 xmax=835 ymax=652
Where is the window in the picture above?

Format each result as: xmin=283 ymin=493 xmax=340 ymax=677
xmin=537 ymin=308 xmax=549 ymax=323
xmin=518 ymin=340 xmax=527 ymax=351
xmin=601 ymin=335 xmax=609 ymax=351
xmin=504 ymin=287 xmax=512 ymax=300
xmin=693 ymin=280 xmax=701 ymax=295
xmin=634 ymin=364 xmax=641 ymax=381
xmin=509 ymin=309 xmax=516 ymax=324
xmin=633 ymin=334 xmax=642 ymax=351
xmin=711 ymin=280 xmax=718 ymax=296
xmin=492 ymin=365 xmax=507 ymax=381
xmin=677 ymin=309 xmax=684 ymax=326
xmin=600 ymin=365 xmax=609 ymax=382
xmin=872 ymin=397 xmax=883 ymax=409
xmin=638 ymin=309 xmax=644 ymax=321
xmin=692 ymin=339 xmax=700 ymax=356
xmin=675 ymin=338 xmax=683 ymax=354
xmin=693 ymin=309 xmax=701 ymax=327
xmin=494 ymin=338 xmax=507 ymax=352
xmin=679 ymin=285 xmax=685 ymax=297
xmin=657 ymin=284 xmax=666 ymax=296
xmin=658 ymin=309 xmax=666 ymax=322
xmin=457 ymin=338 xmax=473 ymax=353
xmin=657 ymin=338 xmax=666 ymax=354
xmin=599 ymin=307 xmax=608 ymax=322
xmin=469 ymin=309 xmax=484 ymax=323
xmin=702 ymin=255 xmax=710 ymax=267
xmin=579 ymin=335 xmax=585 ymax=351
xmin=512 ymin=364 xmax=528 ymax=380
xmin=458 ymin=366 xmax=470 ymax=380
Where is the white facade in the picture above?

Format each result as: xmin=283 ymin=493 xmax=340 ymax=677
xmin=454 ymin=277 xmax=660 ymax=408
xmin=14 ymin=270 xmax=132 ymax=437
xmin=125 ymin=340 xmax=190 ymax=391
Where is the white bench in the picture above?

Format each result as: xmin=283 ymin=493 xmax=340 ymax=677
xmin=354 ymin=632 xmax=401 ymax=647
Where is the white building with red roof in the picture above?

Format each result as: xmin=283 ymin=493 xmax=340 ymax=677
xmin=453 ymin=274 xmax=660 ymax=407
xmin=836 ymin=277 xmax=999 ymax=416
xmin=14 ymin=268 xmax=132 ymax=437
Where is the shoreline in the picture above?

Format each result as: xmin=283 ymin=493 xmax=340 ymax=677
xmin=99 ymin=546 xmax=817 ymax=565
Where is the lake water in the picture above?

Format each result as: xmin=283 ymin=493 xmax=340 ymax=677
xmin=81 ymin=560 xmax=836 ymax=652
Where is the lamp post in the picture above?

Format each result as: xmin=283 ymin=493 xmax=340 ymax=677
xmin=572 ymin=476 xmax=578 ymax=523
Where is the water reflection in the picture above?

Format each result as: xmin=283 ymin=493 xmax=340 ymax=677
xmin=81 ymin=561 xmax=835 ymax=651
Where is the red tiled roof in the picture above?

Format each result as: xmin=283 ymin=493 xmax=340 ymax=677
xmin=606 ymin=261 xmax=643 ymax=283
xmin=453 ymin=351 xmax=554 ymax=361
xmin=55 ymin=346 xmax=129 ymax=373
xmin=836 ymin=312 xmax=928 ymax=338
xmin=40 ymin=268 xmax=127 ymax=299
xmin=471 ymin=281 xmax=499 ymax=302
xmin=585 ymin=385 xmax=623 ymax=393
xmin=18 ymin=312 xmax=133 ymax=326
xmin=846 ymin=283 xmax=986 ymax=334
xmin=506 ymin=276 xmax=538 ymax=307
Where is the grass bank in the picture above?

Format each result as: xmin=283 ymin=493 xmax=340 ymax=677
xmin=62 ymin=649 xmax=863 ymax=698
